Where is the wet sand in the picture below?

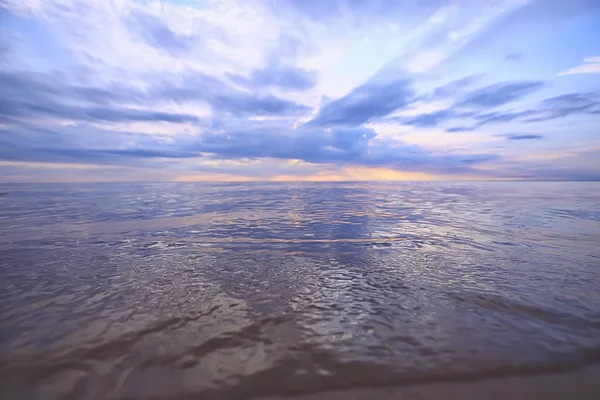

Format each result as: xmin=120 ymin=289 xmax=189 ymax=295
xmin=261 ymin=364 xmax=600 ymax=400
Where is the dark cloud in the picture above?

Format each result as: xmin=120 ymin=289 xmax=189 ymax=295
xmin=310 ymin=79 xmax=414 ymax=126
xmin=395 ymin=80 xmax=597 ymax=130
xmin=228 ymin=64 xmax=317 ymax=91
xmin=0 ymin=124 xmax=199 ymax=167
xmin=495 ymin=133 xmax=544 ymax=140
xmin=308 ymin=78 xmax=544 ymax=130
xmin=0 ymin=70 xmax=199 ymax=124
xmin=126 ymin=9 xmax=194 ymax=56
xmin=181 ymin=123 xmax=498 ymax=172
xmin=473 ymin=110 xmax=537 ymax=125
xmin=195 ymin=126 xmax=372 ymax=163
xmin=0 ymin=35 xmax=11 ymax=62
xmin=403 ymin=110 xmax=475 ymax=128
xmin=456 ymin=81 xmax=545 ymax=109
xmin=504 ymin=53 xmax=523 ymax=62
xmin=373 ymin=80 xmax=545 ymax=129
xmin=474 ymin=93 xmax=599 ymax=125
xmin=209 ymin=92 xmax=310 ymax=117
xmin=402 ymin=110 xmax=453 ymax=127
xmin=0 ymin=99 xmax=199 ymax=124
xmin=1 ymin=120 xmax=497 ymax=176
xmin=0 ymin=68 xmax=311 ymax=125
xmin=431 ymin=75 xmax=482 ymax=99
xmin=523 ymin=93 xmax=600 ymax=122
xmin=154 ymin=72 xmax=311 ymax=117
xmin=446 ymin=126 xmax=476 ymax=132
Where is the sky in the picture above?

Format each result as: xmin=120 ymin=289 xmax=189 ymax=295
xmin=1 ymin=0 xmax=599 ymax=182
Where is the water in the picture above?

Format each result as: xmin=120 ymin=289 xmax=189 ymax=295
xmin=0 ymin=182 xmax=599 ymax=399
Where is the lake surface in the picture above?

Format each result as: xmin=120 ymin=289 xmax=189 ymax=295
xmin=1 ymin=182 xmax=599 ymax=399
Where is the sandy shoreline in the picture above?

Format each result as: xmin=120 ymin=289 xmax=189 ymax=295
xmin=259 ymin=364 xmax=600 ymax=400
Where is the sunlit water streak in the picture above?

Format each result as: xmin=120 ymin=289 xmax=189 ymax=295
xmin=0 ymin=182 xmax=599 ymax=399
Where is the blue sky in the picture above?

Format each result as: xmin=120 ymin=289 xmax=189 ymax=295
xmin=1 ymin=0 xmax=599 ymax=182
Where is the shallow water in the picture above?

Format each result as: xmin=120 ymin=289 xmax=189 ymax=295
xmin=0 ymin=181 xmax=599 ymax=399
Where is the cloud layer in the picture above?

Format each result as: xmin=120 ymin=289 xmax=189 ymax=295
xmin=1 ymin=0 xmax=599 ymax=181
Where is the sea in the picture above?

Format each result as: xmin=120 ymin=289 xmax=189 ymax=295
xmin=0 ymin=181 xmax=599 ymax=399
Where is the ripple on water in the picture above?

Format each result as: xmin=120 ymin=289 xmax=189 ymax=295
xmin=1 ymin=182 xmax=600 ymax=399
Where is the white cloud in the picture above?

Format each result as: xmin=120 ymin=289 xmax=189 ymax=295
xmin=391 ymin=101 xmax=453 ymax=118
xmin=406 ymin=51 xmax=447 ymax=73
xmin=3 ymin=0 xmax=596 ymax=182
xmin=558 ymin=56 xmax=600 ymax=76
xmin=400 ymin=128 xmax=502 ymax=150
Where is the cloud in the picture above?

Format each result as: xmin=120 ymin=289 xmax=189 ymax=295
xmin=0 ymin=68 xmax=311 ymax=124
xmin=1 ymin=118 xmax=498 ymax=177
xmin=0 ymin=35 xmax=11 ymax=62
xmin=558 ymin=56 xmax=600 ymax=76
xmin=406 ymin=50 xmax=446 ymax=74
xmin=388 ymin=80 xmax=544 ymax=128
xmin=456 ymin=81 xmax=545 ymax=109
xmin=309 ymin=79 xmax=414 ymax=126
xmin=431 ymin=74 xmax=482 ymax=99
xmin=495 ymin=133 xmax=544 ymax=140
xmin=227 ymin=64 xmax=317 ymax=91
xmin=472 ymin=93 xmax=600 ymax=125
xmin=473 ymin=110 xmax=536 ymax=125
xmin=523 ymin=92 xmax=600 ymax=122
xmin=446 ymin=126 xmax=476 ymax=132
xmin=402 ymin=109 xmax=461 ymax=127
xmin=1 ymin=0 xmax=599 ymax=182
xmin=125 ymin=9 xmax=195 ymax=56
xmin=154 ymin=72 xmax=312 ymax=117
xmin=0 ymin=70 xmax=200 ymax=124
xmin=504 ymin=53 xmax=522 ymax=62
xmin=398 ymin=84 xmax=597 ymax=129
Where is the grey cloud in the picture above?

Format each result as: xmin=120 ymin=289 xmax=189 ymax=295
xmin=1 ymin=119 xmax=498 ymax=176
xmin=156 ymin=72 xmax=311 ymax=117
xmin=446 ymin=126 xmax=476 ymax=132
xmin=126 ymin=9 xmax=194 ymax=56
xmin=0 ymin=98 xmax=199 ymax=124
xmin=403 ymin=110 xmax=470 ymax=128
xmin=228 ymin=64 xmax=317 ymax=91
xmin=456 ymin=81 xmax=545 ymax=109
xmin=320 ymin=79 xmax=544 ymax=130
xmin=211 ymin=94 xmax=310 ymax=117
xmin=504 ymin=53 xmax=523 ymax=62
xmin=182 ymin=124 xmax=498 ymax=173
xmin=0 ymin=34 xmax=12 ymax=62
xmin=310 ymin=79 xmax=414 ymax=126
xmin=431 ymin=75 xmax=482 ymax=99
xmin=395 ymin=83 xmax=597 ymax=130
xmin=495 ymin=133 xmax=544 ymax=140
xmin=0 ymin=68 xmax=311 ymax=125
xmin=523 ymin=93 xmax=600 ymax=122
xmin=0 ymin=70 xmax=200 ymax=124
xmin=475 ymin=93 xmax=599 ymax=125
xmin=473 ymin=110 xmax=537 ymax=125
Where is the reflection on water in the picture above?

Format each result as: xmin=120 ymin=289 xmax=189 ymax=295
xmin=0 ymin=182 xmax=599 ymax=399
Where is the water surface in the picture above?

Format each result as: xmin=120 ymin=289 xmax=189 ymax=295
xmin=1 ymin=182 xmax=599 ymax=399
